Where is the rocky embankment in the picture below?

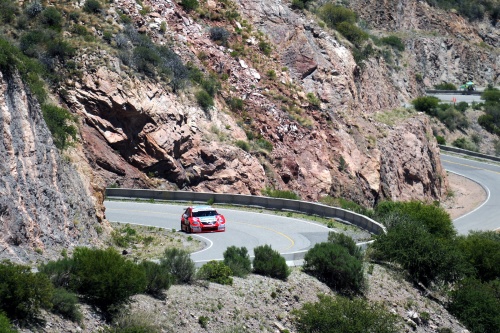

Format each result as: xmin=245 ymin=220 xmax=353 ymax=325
xmin=0 ymin=71 xmax=106 ymax=262
xmin=63 ymin=0 xmax=448 ymax=207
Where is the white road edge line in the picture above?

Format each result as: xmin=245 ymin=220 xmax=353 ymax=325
xmin=190 ymin=234 xmax=214 ymax=255
xmin=445 ymin=170 xmax=491 ymax=221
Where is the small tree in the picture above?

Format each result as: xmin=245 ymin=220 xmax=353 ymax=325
xmin=253 ymin=245 xmax=289 ymax=280
xmin=180 ymin=0 xmax=199 ymax=12
xmin=51 ymin=288 xmax=82 ymax=323
xmin=223 ymin=246 xmax=252 ymax=277
xmin=140 ymin=261 xmax=173 ymax=299
xmin=303 ymin=242 xmax=365 ymax=295
xmin=0 ymin=261 xmax=54 ymax=322
xmin=160 ymin=248 xmax=196 ymax=284
xmin=197 ymin=261 xmax=233 ymax=285
xmin=293 ymin=295 xmax=399 ymax=333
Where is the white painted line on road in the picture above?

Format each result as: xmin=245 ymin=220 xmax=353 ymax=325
xmin=190 ymin=234 xmax=214 ymax=255
xmin=445 ymin=170 xmax=491 ymax=221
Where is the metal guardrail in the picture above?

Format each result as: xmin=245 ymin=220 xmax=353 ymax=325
xmin=426 ymin=90 xmax=482 ymax=95
xmin=439 ymin=145 xmax=500 ymax=162
xmin=105 ymin=188 xmax=386 ymax=235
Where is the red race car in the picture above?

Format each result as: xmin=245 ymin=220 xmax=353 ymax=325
xmin=181 ymin=206 xmax=226 ymax=233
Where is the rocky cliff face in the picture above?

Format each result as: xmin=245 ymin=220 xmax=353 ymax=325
xmin=349 ymin=0 xmax=499 ymax=86
xmin=0 ymin=71 xmax=106 ymax=263
xmin=55 ymin=0 xmax=449 ymax=207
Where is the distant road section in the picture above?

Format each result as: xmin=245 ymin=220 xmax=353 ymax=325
xmin=430 ymin=93 xmax=483 ymax=104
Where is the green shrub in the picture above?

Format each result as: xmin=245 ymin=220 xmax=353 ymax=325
xmin=455 ymin=101 xmax=469 ymax=112
xmin=336 ymin=22 xmax=368 ymax=47
xmin=436 ymin=106 xmax=469 ymax=131
xmin=372 ymin=221 xmax=469 ymax=286
xmin=198 ymin=315 xmax=209 ymax=328
xmin=481 ymin=88 xmax=500 ymax=104
xmin=101 ymin=310 xmax=161 ymax=333
xmin=259 ymin=40 xmax=272 ymax=56
xmin=180 ymin=0 xmax=199 ymax=12
xmin=84 ymin=0 xmax=102 ymax=13
xmin=303 ymin=242 xmax=365 ymax=295
xmin=0 ymin=261 xmax=54 ymax=322
xmin=375 ymin=201 xmax=455 ymax=239
xmin=328 ymin=232 xmax=362 ymax=260
xmin=456 ymin=231 xmax=500 ymax=282
xmin=452 ymin=137 xmax=478 ymax=152
xmin=307 ymin=92 xmax=321 ymax=108
xmin=209 ymin=27 xmax=230 ymax=46
xmin=41 ymin=7 xmax=63 ymax=29
xmin=435 ymin=135 xmax=446 ymax=145
xmin=235 ymin=140 xmax=250 ymax=152
xmin=319 ymin=4 xmax=357 ymax=29
xmin=46 ymin=39 xmax=76 ymax=62
xmin=223 ymin=246 xmax=252 ymax=277
xmin=24 ymin=1 xmax=43 ymax=18
xmin=0 ymin=312 xmax=16 ymax=333
xmin=160 ymin=248 xmax=196 ymax=284
xmin=253 ymin=245 xmax=289 ymax=280
xmin=256 ymin=138 xmax=273 ymax=151
xmin=434 ymin=82 xmax=457 ymax=90
xmin=140 ymin=261 xmax=173 ymax=299
xmin=41 ymin=104 xmax=77 ymax=150
xmin=380 ymin=35 xmax=405 ymax=52
xmin=196 ymin=90 xmax=214 ymax=111
xmin=197 ymin=260 xmax=233 ymax=285
xmin=51 ymin=288 xmax=82 ymax=323
xmin=0 ymin=0 xmax=18 ymax=23
xmin=39 ymin=257 xmax=74 ymax=288
xmin=261 ymin=188 xmax=300 ymax=200
xmin=227 ymin=97 xmax=244 ymax=112
xmin=411 ymin=96 xmax=439 ymax=113
xmin=448 ymin=279 xmax=500 ymax=333
xmin=69 ymin=247 xmax=147 ymax=317
xmin=293 ymin=295 xmax=399 ymax=333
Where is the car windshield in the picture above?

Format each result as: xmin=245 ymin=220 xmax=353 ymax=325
xmin=192 ymin=210 xmax=218 ymax=217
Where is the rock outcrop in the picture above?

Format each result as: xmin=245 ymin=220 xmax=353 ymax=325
xmin=0 ymin=71 xmax=106 ymax=262
xmin=55 ymin=0 xmax=449 ymax=206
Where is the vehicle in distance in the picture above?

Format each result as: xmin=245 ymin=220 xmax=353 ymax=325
xmin=180 ymin=206 xmax=226 ymax=233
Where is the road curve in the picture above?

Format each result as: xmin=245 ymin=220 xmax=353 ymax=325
xmin=104 ymin=201 xmax=331 ymax=263
xmin=442 ymin=153 xmax=500 ymax=234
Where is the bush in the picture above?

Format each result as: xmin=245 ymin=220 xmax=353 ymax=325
xmin=256 ymin=138 xmax=273 ymax=152
xmin=435 ymin=135 xmax=446 ymax=145
xmin=51 ymin=288 xmax=83 ymax=323
xmin=375 ymin=201 xmax=455 ymax=239
xmin=209 ymin=27 xmax=230 ymax=46
xmin=319 ymin=4 xmax=357 ymax=29
xmin=41 ymin=104 xmax=77 ymax=150
xmin=328 ymin=232 xmax=362 ymax=260
xmin=160 ymin=248 xmax=196 ymax=284
xmin=455 ymin=101 xmax=469 ymax=112
xmin=223 ymin=246 xmax=252 ymax=277
xmin=452 ymin=137 xmax=478 ymax=152
xmin=0 ymin=312 xmax=16 ymax=333
xmin=197 ymin=261 xmax=233 ymax=285
xmin=303 ymin=242 xmax=365 ymax=295
xmin=379 ymin=35 xmax=405 ymax=52
xmin=261 ymin=188 xmax=300 ymax=200
xmin=140 ymin=261 xmax=173 ymax=299
xmin=293 ymin=295 xmax=399 ymax=333
xmin=24 ymin=1 xmax=43 ymax=18
xmin=69 ymin=247 xmax=147 ymax=317
xmin=411 ymin=96 xmax=439 ymax=113
xmin=84 ymin=0 xmax=102 ymax=14
xmin=227 ymin=97 xmax=244 ymax=112
xmin=46 ymin=39 xmax=76 ymax=62
xmin=372 ymin=221 xmax=469 ymax=286
xmin=336 ymin=22 xmax=368 ymax=47
xmin=0 ymin=261 xmax=53 ymax=322
xmin=235 ymin=140 xmax=250 ymax=152
xmin=0 ymin=0 xmax=18 ymax=23
xmin=180 ymin=0 xmax=199 ymax=12
xmin=253 ymin=245 xmax=289 ymax=280
xmin=456 ymin=231 xmax=500 ymax=282
xmin=196 ymin=90 xmax=214 ymax=111
xmin=434 ymin=82 xmax=457 ymax=90
xmin=436 ymin=106 xmax=469 ymax=131
xmin=101 ymin=310 xmax=161 ymax=333
xmin=41 ymin=7 xmax=63 ymax=29
xmin=448 ymin=279 xmax=500 ymax=333
xmin=259 ymin=40 xmax=272 ymax=56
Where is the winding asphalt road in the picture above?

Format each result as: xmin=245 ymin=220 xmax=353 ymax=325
xmin=104 ymin=153 xmax=499 ymax=262
xmin=104 ymin=202 xmax=331 ymax=263
xmin=441 ymin=153 xmax=500 ymax=234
